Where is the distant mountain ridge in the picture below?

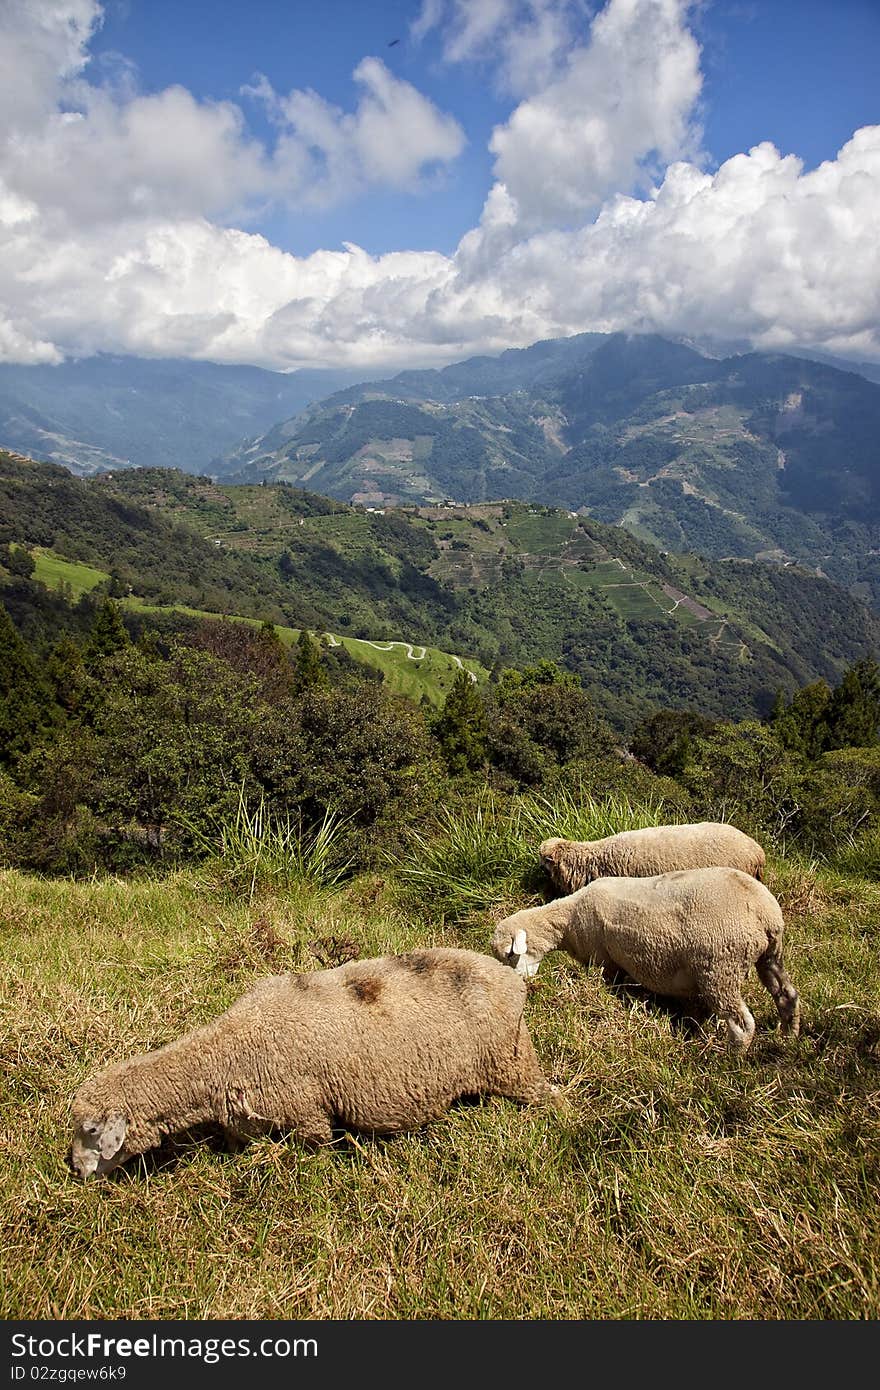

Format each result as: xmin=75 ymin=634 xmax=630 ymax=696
xmin=6 ymin=333 xmax=880 ymax=610
xmin=219 ymin=331 xmax=880 ymax=608
xmin=0 ymin=354 xmax=364 ymax=477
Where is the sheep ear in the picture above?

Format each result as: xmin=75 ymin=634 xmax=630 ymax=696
xmin=98 ymin=1114 xmax=127 ymax=1159
xmin=512 ymin=929 xmax=528 ymax=957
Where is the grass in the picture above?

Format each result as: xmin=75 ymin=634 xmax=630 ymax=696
xmin=29 ymin=548 xmax=110 ymax=598
xmin=190 ymin=789 xmax=355 ymax=900
xmin=2 ymin=797 xmax=879 ymax=1320
xmin=394 ymin=786 xmax=671 ymax=921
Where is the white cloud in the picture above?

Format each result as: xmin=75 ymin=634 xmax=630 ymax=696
xmin=254 ymin=57 xmax=466 ymax=208
xmin=0 ymin=0 xmax=102 ymax=133
xmin=486 ymin=0 xmax=703 ymax=233
xmin=7 ymin=86 xmax=272 ymax=226
xmin=412 ymin=0 xmax=580 ymax=96
xmin=1 ymin=2 xmax=465 ymax=234
xmin=0 ymin=0 xmax=879 ymax=372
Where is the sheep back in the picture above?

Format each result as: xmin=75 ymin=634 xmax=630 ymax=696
xmin=540 ymin=822 xmax=766 ymax=894
xmin=567 ymin=867 xmax=783 ymax=995
xmin=225 ymin=948 xmax=546 ymax=1133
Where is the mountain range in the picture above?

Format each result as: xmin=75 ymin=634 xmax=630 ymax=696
xmin=0 ymin=355 xmax=363 ymax=477
xmin=220 ymin=331 xmax=880 ymax=610
xmin=4 ymin=331 xmax=880 ymax=612
xmin=5 ymin=449 xmax=880 ymax=732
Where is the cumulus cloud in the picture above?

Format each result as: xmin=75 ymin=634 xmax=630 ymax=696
xmin=485 ymin=0 xmax=703 ymax=233
xmin=1 ymin=1 xmax=464 ymax=233
xmin=248 ymin=57 xmax=466 ymax=208
xmin=1 ymin=0 xmax=879 ymax=371
xmin=412 ymin=0 xmax=579 ymax=97
xmin=0 ymin=0 xmax=102 ymax=133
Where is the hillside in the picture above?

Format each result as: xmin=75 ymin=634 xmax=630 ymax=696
xmin=222 ymin=332 xmax=880 ymax=608
xmin=4 ymin=830 xmax=879 ymax=1318
xmin=6 ymin=451 xmax=880 ymax=732
xmin=0 ymin=354 xmax=363 ymax=477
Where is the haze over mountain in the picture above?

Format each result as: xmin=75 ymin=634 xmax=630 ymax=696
xmin=0 ymin=356 xmax=363 ymax=477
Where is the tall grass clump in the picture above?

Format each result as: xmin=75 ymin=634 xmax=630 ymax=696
xmin=192 ymin=788 xmax=354 ymax=900
xmin=516 ymin=782 xmax=670 ymax=847
xmin=394 ymin=791 xmax=527 ymax=918
xmin=395 ymin=785 xmax=670 ymax=920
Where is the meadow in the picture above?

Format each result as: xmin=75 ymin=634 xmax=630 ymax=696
xmin=2 ymin=793 xmax=878 ymax=1320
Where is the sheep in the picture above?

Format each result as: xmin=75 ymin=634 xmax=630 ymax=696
xmin=539 ymin=822 xmax=766 ymax=896
xmin=492 ymin=866 xmax=800 ymax=1053
xmin=69 ymin=947 xmax=551 ymax=1178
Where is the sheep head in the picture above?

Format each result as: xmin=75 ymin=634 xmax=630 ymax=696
xmin=539 ymin=836 xmax=593 ymax=893
xmin=538 ymin=837 xmax=565 ymax=871
xmin=491 ymin=922 xmax=541 ymax=978
xmin=69 ymin=1110 xmax=130 ymax=1179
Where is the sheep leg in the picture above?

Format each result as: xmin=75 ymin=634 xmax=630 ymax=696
xmin=756 ymin=954 xmax=801 ymax=1036
xmin=290 ymin=1111 xmax=335 ymax=1147
xmin=722 ymin=1001 xmax=756 ymax=1054
xmin=492 ymin=1032 xmax=553 ymax=1105
xmin=703 ymin=993 xmax=756 ymax=1054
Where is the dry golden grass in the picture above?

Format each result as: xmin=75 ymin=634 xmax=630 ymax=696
xmin=1 ymin=858 xmax=878 ymax=1320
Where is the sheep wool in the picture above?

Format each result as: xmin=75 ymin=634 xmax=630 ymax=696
xmin=539 ymin=822 xmax=766 ymax=895
xmin=493 ymin=866 xmax=800 ymax=1053
xmin=70 ymin=948 xmax=551 ymax=1178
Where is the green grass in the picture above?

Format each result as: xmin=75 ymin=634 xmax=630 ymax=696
xmin=572 ymin=563 xmax=673 ymax=621
xmin=29 ymin=548 xmax=110 ymax=598
xmin=503 ymin=512 xmax=577 ymax=554
xmin=2 ymin=818 xmax=878 ymax=1319
xmin=394 ymin=786 xmax=671 ymax=921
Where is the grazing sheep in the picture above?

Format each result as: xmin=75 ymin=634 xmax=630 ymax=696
xmin=492 ymin=866 xmax=800 ymax=1053
xmin=69 ymin=948 xmax=551 ymax=1178
xmin=539 ymin=822 xmax=766 ymax=895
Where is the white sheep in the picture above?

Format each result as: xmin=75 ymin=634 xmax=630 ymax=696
xmin=539 ymin=822 xmax=766 ymax=895
xmin=69 ymin=947 xmax=551 ymax=1178
xmin=492 ymin=866 xmax=800 ymax=1053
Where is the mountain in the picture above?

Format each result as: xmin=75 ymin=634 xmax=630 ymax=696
xmin=6 ymin=451 xmax=880 ymax=733
xmin=0 ymin=354 xmax=365 ymax=477
xmin=220 ymin=332 xmax=880 ymax=607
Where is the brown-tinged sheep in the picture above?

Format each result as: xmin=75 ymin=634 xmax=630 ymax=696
xmin=539 ymin=822 xmax=766 ymax=895
xmin=492 ymin=867 xmax=800 ymax=1053
xmin=69 ymin=948 xmax=551 ymax=1178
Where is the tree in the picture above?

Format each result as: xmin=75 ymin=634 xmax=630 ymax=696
xmin=46 ymin=637 xmax=86 ymax=715
xmin=680 ymin=721 xmax=801 ymax=836
xmin=432 ymin=670 xmax=489 ymax=774
xmin=83 ymin=644 xmax=264 ymax=854
xmin=630 ymin=708 xmax=718 ymax=778
xmin=292 ymin=629 xmax=328 ymax=695
xmin=826 ymin=659 xmax=880 ymax=750
xmin=84 ymin=600 xmax=130 ymax=667
xmin=4 ymin=545 xmax=35 ymax=580
xmin=0 ymin=602 xmax=49 ymax=769
xmin=486 ymin=661 xmax=614 ymax=783
xmin=770 ymin=680 xmax=832 ymax=759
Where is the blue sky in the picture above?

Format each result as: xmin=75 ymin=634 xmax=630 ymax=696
xmin=86 ymin=0 xmax=880 ymax=256
xmin=1 ymin=1 xmax=878 ymax=370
